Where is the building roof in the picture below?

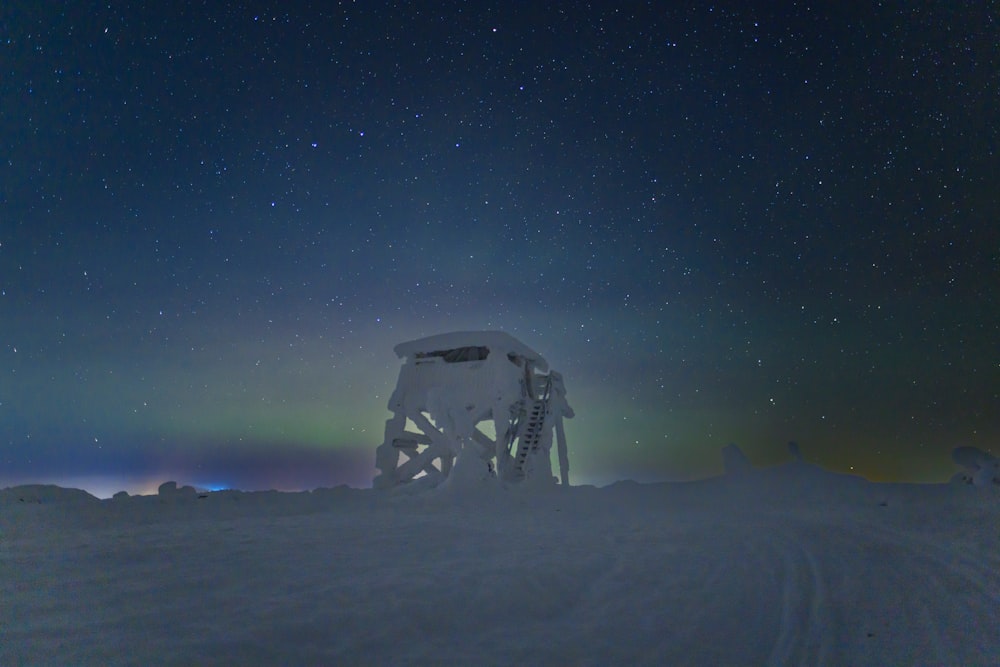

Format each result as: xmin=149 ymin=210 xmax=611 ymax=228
xmin=393 ymin=330 xmax=548 ymax=370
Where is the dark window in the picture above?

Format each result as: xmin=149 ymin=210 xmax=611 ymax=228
xmin=417 ymin=346 xmax=490 ymax=363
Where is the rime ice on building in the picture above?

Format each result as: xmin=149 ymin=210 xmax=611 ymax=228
xmin=373 ymin=331 xmax=573 ymax=490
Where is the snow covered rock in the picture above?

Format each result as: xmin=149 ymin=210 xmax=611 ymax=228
xmin=951 ymin=446 xmax=999 ymax=487
xmin=950 ymin=472 xmax=973 ymax=485
xmin=722 ymin=443 xmax=752 ymax=475
xmin=787 ymin=440 xmax=803 ymax=462
xmin=157 ymin=481 xmax=197 ymax=498
xmin=973 ymin=461 xmax=1000 ymax=487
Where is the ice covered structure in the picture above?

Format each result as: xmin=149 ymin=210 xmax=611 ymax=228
xmin=373 ymin=331 xmax=574 ymax=490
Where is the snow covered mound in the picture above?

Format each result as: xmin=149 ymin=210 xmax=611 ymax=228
xmin=0 ymin=484 xmax=100 ymax=506
xmin=157 ymin=480 xmax=198 ymax=498
xmin=721 ymin=442 xmax=753 ymax=474
xmin=1 ymin=463 xmax=998 ymax=666
xmin=951 ymin=446 xmax=1000 ymax=487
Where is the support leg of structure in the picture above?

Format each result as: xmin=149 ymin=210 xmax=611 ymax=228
xmin=374 ymin=413 xmax=407 ymax=488
xmin=555 ymin=416 xmax=569 ymax=486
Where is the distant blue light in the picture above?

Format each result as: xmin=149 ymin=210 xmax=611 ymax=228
xmin=200 ymin=483 xmax=231 ymax=492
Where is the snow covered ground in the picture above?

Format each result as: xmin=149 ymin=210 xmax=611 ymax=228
xmin=2 ymin=461 xmax=999 ymax=666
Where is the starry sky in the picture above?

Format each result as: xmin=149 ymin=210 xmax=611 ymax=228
xmin=2 ymin=2 xmax=998 ymax=497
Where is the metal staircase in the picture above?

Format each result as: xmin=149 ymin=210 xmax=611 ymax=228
xmin=509 ymin=376 xmax=552 ymax=480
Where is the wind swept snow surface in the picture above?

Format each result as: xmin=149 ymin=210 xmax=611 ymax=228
xmin=2 ymin=466 xmax=999 ymax=666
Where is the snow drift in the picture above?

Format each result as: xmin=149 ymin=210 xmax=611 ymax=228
xmin=2 ymin=452 xmax=998 ymax=666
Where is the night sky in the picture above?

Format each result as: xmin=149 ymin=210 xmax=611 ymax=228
xmin=3 ymin=2 xmax=998 ymax=497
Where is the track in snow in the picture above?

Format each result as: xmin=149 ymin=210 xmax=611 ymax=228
xmin=2 ymin=474 xmax=998 ymax=666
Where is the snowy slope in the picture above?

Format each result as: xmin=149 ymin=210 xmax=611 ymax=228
xmin=2 ymin=465 xmax=998 ymax=666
